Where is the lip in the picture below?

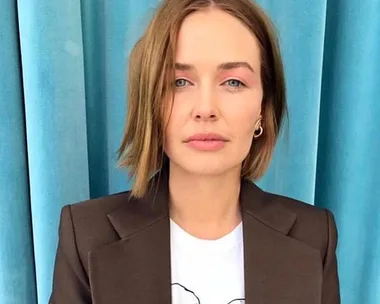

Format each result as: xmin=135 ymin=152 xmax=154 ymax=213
xmin=184 ymin=133 xmax=229 ymax=151
xmin=184 ymin=133 xmax=229 ymax=142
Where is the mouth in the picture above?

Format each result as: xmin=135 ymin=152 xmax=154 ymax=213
xmin=184 ymin=133 xmax=229 ymax=151
xmin=184 ymin=133 xmax=229 ymax=143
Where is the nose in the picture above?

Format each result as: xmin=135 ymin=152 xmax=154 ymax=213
xmin=192 ymin=87 xmax=219 ymax=122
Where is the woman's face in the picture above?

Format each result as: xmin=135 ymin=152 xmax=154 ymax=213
xmin=164 ymin=8 xmax=263 ymax=177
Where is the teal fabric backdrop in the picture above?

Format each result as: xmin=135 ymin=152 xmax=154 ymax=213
xmin=1 ymin=0 xmax=379 ymax=303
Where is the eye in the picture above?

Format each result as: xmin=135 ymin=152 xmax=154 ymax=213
xmin=175 ymin=78 xmax=190 ymax=88
xmin=225 ymin=79 xmax=246 ymax=89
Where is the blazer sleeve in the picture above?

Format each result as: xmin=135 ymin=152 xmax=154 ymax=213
xmin=322 ymin=209 xmax=341 ymax=303
xmin=49 ymin=205 xmax=92 ymax=304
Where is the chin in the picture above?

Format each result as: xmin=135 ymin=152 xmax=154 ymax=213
xmin=170 ymin=157 xmax=241 ymax=177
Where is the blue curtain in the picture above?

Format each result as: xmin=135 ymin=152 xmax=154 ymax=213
xmin=1 ymin=0 xmax=379 ymax=303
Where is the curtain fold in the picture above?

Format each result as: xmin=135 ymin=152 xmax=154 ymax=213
xmin=1 ymin=1 xmax=379 ymax=303
xmin=0 ymin=1 xmax=37 ymax=303
xmin=258 ymin=0 xmax=328 ymax=203
xmin=16 ymin=1 xmax=90 ymax=303
xmin=316 ymin=1 xmax=380 ymax=302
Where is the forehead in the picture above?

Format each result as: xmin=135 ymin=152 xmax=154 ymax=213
xmin=175 ymin=9 xmax=261 ymax=70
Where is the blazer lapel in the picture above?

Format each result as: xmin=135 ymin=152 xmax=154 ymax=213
xmin=240 ymin=179 xmax=322 ymax=304
xmin=88 ymin=169 xmax=172 ymax=304
xmin=88 ymin=167 xmax=322 ymax=304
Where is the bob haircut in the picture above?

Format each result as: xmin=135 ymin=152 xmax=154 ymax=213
xmin=117 ymin=0 xmax=287 ymax=198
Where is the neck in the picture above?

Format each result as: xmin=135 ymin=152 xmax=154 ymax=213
xmin=168 ymin=162 xmax=242 ymax=239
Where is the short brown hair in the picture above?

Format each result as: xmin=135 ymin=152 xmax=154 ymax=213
xmin=117 ymin=0 xmax=287 ymax=198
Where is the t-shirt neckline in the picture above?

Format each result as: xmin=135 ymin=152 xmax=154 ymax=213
xmin=170 ymin=218 xmax=243 ymax=253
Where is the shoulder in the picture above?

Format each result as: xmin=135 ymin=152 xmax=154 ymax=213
xmin=267 ymin=190 xmax=330 ymax=222
xmin=68 ymin=190 xmax=133 ymax=238
xmin=69 ymin=190 xmax=131 ymax=225
xmin=59 ymin=190 xmax=133 ymax=269
xmin=263 ymin=190 xmax=337 ymax=260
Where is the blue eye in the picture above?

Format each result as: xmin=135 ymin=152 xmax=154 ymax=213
xmin=175 ymin=79 xmax=189 ymax=87
xmin=226 ymin=79 xmax=245 ymax=88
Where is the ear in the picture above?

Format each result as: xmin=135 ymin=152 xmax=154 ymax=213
xmin=254 ymin=116 xmax=262 ymax=129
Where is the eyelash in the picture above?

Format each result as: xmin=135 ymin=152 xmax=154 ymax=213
xmin=174 ymin=78 xmax=246 ymax=90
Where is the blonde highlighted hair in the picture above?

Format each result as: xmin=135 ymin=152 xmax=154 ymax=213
xmin=117 ymin=0 xmax=287 ymax=198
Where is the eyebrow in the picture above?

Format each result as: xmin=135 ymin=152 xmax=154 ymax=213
xmin=174 ymin=61 xmax=255 ymax=74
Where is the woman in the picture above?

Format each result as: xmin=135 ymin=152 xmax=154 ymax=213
xmin=50 ymin=0 xmax=340 ymax=303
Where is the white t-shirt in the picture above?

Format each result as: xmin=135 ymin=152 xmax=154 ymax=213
xmin=170 ymin=218 xmax=245 ymax=304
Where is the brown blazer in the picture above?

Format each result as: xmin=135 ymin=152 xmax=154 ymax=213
xmin=49 ymin=169 xmax=340 ymax=304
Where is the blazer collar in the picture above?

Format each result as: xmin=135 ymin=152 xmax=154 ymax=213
xmin=107 ymin=166 xmax=296 ymax=239
xmin=107 ymin=167 xmax=170 ymax=239
xmin=88 ymin=167 xmax=321 ymax=303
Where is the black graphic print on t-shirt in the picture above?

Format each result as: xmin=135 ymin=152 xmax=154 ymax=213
xmin=172 ymin=283 xmax=245 ymax=304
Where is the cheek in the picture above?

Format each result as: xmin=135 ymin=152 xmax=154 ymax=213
xmin=238 ymin=116 xmax=256 ymax=151
xmin=163 ymin=99 xmax=188 ymax=151
xmin=164 ymin=93 xmax=192 ymax=133
xmin=229 ymin=103 xmax=260 ymax=136
xmin=227 ymin=102 xmax=261 ymax=158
